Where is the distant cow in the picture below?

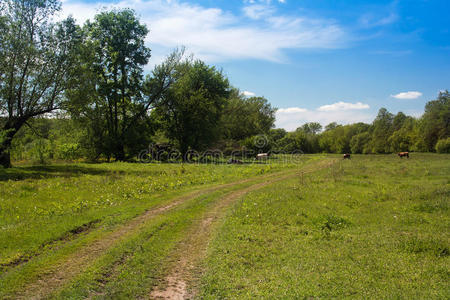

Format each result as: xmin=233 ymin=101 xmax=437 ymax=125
xmin=343 ymin=153 xmax=351 ymax=159
xmin=398 ymin=152 xmax=409 ymax=158
xmin=256 ymin=153 xmax=269 ymax=160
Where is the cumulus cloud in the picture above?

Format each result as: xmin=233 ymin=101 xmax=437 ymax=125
xmin=317 ymin=101 xmax=370 ymax=111
xmin=276 ymin=102 xmax=372 ymax=131
xmin=391 ymin=91 xmax=422 ymax=99
xmin=242 ymin=91 xmax=256 ymax=97
xmin=277 ymin=107 xmax=308 ymax=114
xmin=60 ymin=0 xmax=347 ymax=63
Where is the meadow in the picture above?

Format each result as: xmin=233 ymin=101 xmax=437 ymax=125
xmin=0 ymin=154 xmax=448 ymax=299
xmin=200 ymin=154 xmax=450 ymax=299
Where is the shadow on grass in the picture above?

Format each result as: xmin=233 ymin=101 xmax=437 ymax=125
xmin=0 ymin=165 xmax=110 ymax=181
xmin=0 ymin=159 xmax=277 ymax=181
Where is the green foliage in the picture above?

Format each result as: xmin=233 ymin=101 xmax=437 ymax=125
xmin=318 ymin=123 xmax=369 ymax=154
xmin=279 ymin=130 xmax=309 ymax=153
xmin=421 ymin=91 xmax=450 ymax=151
xmin=371 ymin=108 xmax=394 ymax=153
xmin=350 ymin=131 xmax=371 ymax=154
xmin=388 ymin=116 xmax=416 ymax=152
xmin=324 ymin=122 xmax=339 ymax=131
xmin=241 ymin=134 xmax=272 ymax=154
xmin=57 ymin=143 xmax=82 ymax=160
xmin=0 ymin=0 xmax=82 ymax=167
xmin=154 ymin=59 xmax=231 ymax=157
xmin=300 ymin=122 xmax=322 ymax=135
xmin=221 ymin=90 xmax=276 ymax=141
xmin=268 ymin=128 xmax=287 ymax=151
xmin=0 ymin=129 xmax=13 ymax=145
xmin=9 ymin=118 xmax=85 ymax=163
xmin=67 ymin=9 xmax=154 ymax=161
xmin=435 ymin=138 xmax=450 ymax=153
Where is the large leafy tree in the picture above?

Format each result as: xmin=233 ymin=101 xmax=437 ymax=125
xmin=68 ymin=10 xmax=183 ymax=161
xmin=221 ymin=90 xmax=276 ymax=141
xmin=299 ymin=122 xmax=322 ymax=135
xmin=388 ymin=114 xmax=417 ymax=152
xmin=371 ymin=108 xmax=394 ymax=153
xmin=0 ymin=0 xmax=82 ymax=167
xmin=154 ymin=60 xmax=231 ymax=158
xmin=420 ymin=91 xmax=450 ymax=151
xmin=82 ymin=9 xmax=150 ymax=161
xmin=350 ymin=131 xmax=371 ymax=154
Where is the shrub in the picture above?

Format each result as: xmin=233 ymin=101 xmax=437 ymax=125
xmin=435 ymin=138 xmax=450 ymax=153
xmin=57 ymin=143 xmax=82 ymax=160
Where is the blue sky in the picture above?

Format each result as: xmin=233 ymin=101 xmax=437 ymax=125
xmin=60 ymin=0 xmax=450 ymax=130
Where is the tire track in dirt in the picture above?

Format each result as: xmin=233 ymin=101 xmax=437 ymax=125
xmin=149 ymin=159 xmax=337 ymax=300
xmin=10 ymin=167 xmax=305 ymax=300
xmin=0 ymin=219 xmax=101 ymax=273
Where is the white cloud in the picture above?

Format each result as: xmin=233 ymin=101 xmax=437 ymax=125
xmin=242 ymin=91 xmax=256 ymax=97
xmin=391 ymin=91 xmax=422 ymax=99
xmin=60 ymin=0 xmax=347 ymax=63
xmin=317 ymin=101 xmax=370 ymax=111
xmin=277 ymin=107 xmax=308 ymax=114
xmin=276 ymin=102 xmax=372 ymax=131
xmin=243 ymin=4 xmax=274 ymax=20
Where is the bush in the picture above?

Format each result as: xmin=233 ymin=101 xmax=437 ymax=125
xmin=435 ymin=138 xmax=450 ymax=153
xmin=57 ymin=143 xmax=82 ymax=160
xmin=27 ymin=138 xmax=51 ymax=164
xmin=412 ymin=138 xmax=427 ymax=152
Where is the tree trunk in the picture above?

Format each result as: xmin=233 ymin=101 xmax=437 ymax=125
xmin=0 ymin=128 xmax=16 ymax=168
xmin=0 ymin=119 xmax=25 ymax=168
xmin=0 ymin=146 xmax=11 ymax=168
xmin=115 ymin=143 xmax=126 ymax=161
xmin=181 ymin=143 xmax=189 ymax=162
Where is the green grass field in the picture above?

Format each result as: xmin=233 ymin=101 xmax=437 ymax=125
xmin=0 ymin=154 xmax=448 ymax=299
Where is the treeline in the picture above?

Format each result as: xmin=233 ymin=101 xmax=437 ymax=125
xmin=8 ymin=90 xmax=450 ymax=164
xmin=1 ymin=1 xmax=449 ymax=167
xmin=270 ymin=91 xmax=449 ymax=155
xmin=7 ymin=89 xmax=276 ymax=163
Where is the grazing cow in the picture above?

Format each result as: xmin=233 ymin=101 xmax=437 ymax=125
xmin=398 ymin=152 xmax=409 ymax=158
xmin=343 ymin=153 xmax=351 ymax=159
xmin=256 ymin=153 xmax=269 ymax=160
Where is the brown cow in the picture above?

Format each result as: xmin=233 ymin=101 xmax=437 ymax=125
xmin=343 ymin=153 xmax=351 ymax=159
xmin=398 ymin=152 xmax=409 ymax=158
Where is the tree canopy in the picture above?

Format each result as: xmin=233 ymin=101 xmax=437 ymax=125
xmin=221 ymin=91 xmax=276 ymax=141
xmin=0 ymin=0 xmax=82 ymax=167
xmin=153 ymin=60 xmax=231 ymax=158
